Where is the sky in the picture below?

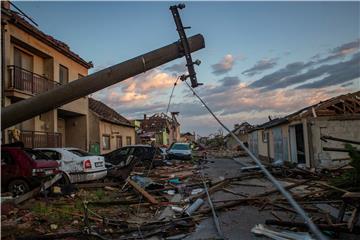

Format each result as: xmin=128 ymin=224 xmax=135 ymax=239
xmin=13 ymin=1 xmax=360 ymax=136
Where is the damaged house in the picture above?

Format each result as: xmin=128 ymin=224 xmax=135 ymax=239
xmin=88 ymin=98 xmax=135 ymax=154
xmin=139 ymin=112 xmax=180 ymax=146
xmin=224 ymin=122 xmax=253 ymax=149
xmin=248 ymin=91 xmax=360 ymax=169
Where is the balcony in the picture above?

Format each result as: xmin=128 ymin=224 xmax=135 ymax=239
xmin=7 ymin=65 xmax=60 ymax=96
xmin=8 ymin=130 xmax=62 ymax=148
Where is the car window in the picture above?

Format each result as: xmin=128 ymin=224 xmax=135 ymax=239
xmin=1 ymin=151 xmax=14 ymax=165
xmin=133 ymin=147 xmax=143 ymax=156
xmin=24 ymin=149 xmax=50 ymax=160
xmin=40 ymin=150 xmax=62 ymax=160
xmin=171 ymin=144 xmax=190 ymax=150
xmin=116 ymin=147 xmax=130 ymax=156
xmin=68 ymin=149 xmax=93 ymax=157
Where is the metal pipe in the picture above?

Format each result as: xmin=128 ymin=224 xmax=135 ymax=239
xmin=1 ymin=34 xmax=205 ymax=129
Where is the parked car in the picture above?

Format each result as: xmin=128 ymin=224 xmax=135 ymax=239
xmin=1 ymin=147 xmax=60 ymax=196
xmin=167 ymin=143 xmax=192 ymax=160
xmin=35 ymin=148 xmax=107 ymax=183
xmin=103 ymin=145 xmax=161 ymax=167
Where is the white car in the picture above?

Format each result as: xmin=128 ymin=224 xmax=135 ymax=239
xmin=167 ymin=143 xmax=192 ymax=160
xmin=35 ymin=148 xmax=107 ymax=183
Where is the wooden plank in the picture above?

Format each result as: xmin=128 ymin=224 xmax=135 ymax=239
xmin=14 ymin=173 xmax=62 ymax=205
xmin=127 ymin=179 xmax=158 ymax=204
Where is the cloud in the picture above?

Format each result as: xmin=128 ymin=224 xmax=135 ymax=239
xmin=92 ymin=68 xmax=177 ymax=117
xmin=317 ymin=39 xmax=360 ymax=63
xmin=248 ymin=39 xmax=360 ymax=91
xmin=211 ymin=54 xmax=235 ymax=75
xmin=219 ymin=76 xmax=241 ymax=87
xmin=179 ymin=78 xmax=349 ymax=117
xmin=163 ymin=62 xmax=187 ymax=74
xmin=296 ymin=53 xmax=360 ymax=89
xmin=258 ymin=52 xmax=360 ymax=91
xmin=250 ymin=61 xmax=312 ymax=88
xmin=242 ymin=58 xmax=278 ymax=76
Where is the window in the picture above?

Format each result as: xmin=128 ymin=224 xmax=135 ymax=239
xmin=59 ymin=65 xmax=69 ymax=84
xmin=14 ymin=47 xmax=33 ymax=71
xmin=40 ymin=150 xmax=62 ymax=160
xmin=126 ymin=136 xmax=131 ymax=146
xmin=102 ymin=135 xmax=111 ymax=150
xmin=262 ymin=131 xmax=269 ymax=143
xmin=68 ymin=149 xmax=92 ymax=157
xmin=116 ymin=136 xmax=123 ymax=148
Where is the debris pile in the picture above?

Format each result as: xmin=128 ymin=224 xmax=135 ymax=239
xmin=1 ymin=156 xmax=360 ymax=239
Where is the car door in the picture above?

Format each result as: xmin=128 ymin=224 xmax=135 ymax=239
xmin=109 ymin=147 xmax=130 ymax=165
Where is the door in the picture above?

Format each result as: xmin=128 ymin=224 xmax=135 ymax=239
xmin=249 ymin=131 xmax=258 ymax=157
xmin=295 ymin=124 xmax=306 ymax=164
xmin=1 ymin=150 xmax=17 ymax=186
xmin=14 ymin=48 xmax=33 ymax=92
xmin=273 ymin=127 xmax=283 ymax=163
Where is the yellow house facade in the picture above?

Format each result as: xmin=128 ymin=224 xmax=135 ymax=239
xmin=88 ymin=98 xmax=135 ymax=154
xmin=1 ymin=2 xmax=93 ymax=150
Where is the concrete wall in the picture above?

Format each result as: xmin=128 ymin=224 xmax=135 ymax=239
xmin=97 ymin=120 xmax=136 ymax=154
xmin=65 ymin=115 xmax=88 ymax=150
xmin=309 ymin=117 xmax=360 ymax=169
xmin=88 ymin=111 xmax=100 ymax=148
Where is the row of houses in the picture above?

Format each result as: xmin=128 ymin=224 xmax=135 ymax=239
xmin=245 ymin=91 xmax=360 ymax=169
xmin=1 ymin=2 xmax=136 ymax=155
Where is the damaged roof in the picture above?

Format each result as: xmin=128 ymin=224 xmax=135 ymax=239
xmin=1 ymin=7 xmax=93 ymax=69
xmin=89 ymin=98 xmax=133 ymax=127
xmin=249 ymin=91 xmax=360 ymax=132
xmin=141 ymin=113 xmax=179 ymax=133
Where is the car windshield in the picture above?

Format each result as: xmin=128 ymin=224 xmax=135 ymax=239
xmin=171 ymin=144 xmax=190 ymax=150
xmin=68 ymin=149 xmax=93 ymax=157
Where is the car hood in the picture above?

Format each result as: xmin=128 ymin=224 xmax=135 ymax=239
xmin=168 ymin=149 xmax=191 ymax=155
xmin=34 ymin=160 xmax=59 ymax=168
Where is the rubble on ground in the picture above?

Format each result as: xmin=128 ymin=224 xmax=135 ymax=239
xmin=1 ymin=153 xmax=359 ymax=239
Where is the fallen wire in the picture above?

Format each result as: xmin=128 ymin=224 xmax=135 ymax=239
xmin=183 ymin=79 xmax=327 ymax=240
xmin=200 ymin=162 xmax=224 ymax=239
xmin=166 ymin=76 xmax=180 ymax=114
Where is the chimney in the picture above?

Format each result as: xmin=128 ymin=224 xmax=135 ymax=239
xmin=2 ymin=1 xmax=10 ymax=10
xmin=143 ymin=114 xmax=147 ymax=120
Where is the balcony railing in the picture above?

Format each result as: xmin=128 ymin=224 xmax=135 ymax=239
xmin=8 ymin=65 xmax=60 ymax=95
xmin=8 ymin=130 xmax=62 ymax=148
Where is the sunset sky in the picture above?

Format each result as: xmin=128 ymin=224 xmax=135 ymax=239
xmin=15 ymin=1 xmax=360 ymax=136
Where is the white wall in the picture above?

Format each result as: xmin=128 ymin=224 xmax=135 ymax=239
xmin=310 ymin=118 xmax=360 ymax=169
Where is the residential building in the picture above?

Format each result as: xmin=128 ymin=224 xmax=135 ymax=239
xmin=224 ymin=122 xmax=253 ymax=149
xmin=88 ymin=98 xmax=135 ymax=154
xmin=180 ymin=132 xmax=195 ymax=143
xmin=248 ymin=91 xmax=360 ymax=169
xmin=140 ymin=112 xmax=180 ymax=146
xmin=130 ymin=119 xmax=143 ymax=144
xmin=1 ymin=2 xmax=93 ymax=150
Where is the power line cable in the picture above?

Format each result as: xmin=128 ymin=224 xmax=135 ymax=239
xmin=166 ymin=76 xmax=180 ymax=114
xmin=183 ymin=79 xmax=327 ymax=240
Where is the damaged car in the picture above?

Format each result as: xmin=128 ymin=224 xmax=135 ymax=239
xmin=35 ymin=148 xmax=107 ymax=183
xmin=1 ymin=147 xmax=60 ymax=196
xmin=103 ymin=145 xmax=164 ymax=168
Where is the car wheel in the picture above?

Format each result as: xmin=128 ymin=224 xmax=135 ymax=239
xmin=8 ymin=179 xmax=30 ymax=196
